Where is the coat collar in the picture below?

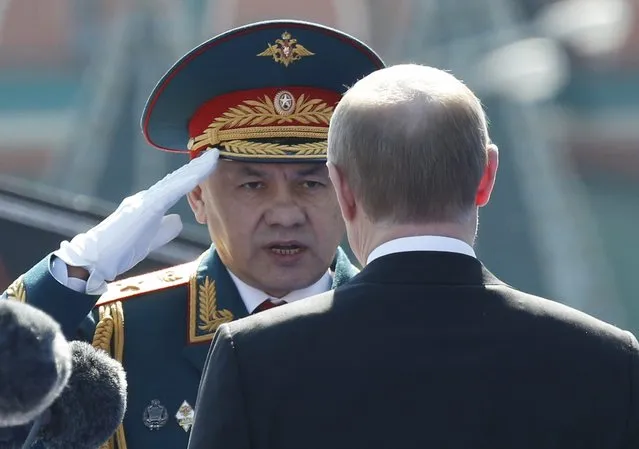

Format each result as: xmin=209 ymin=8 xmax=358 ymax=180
xmin=353 ymin=251 xmax=503 ymax=288
xmin=182 ymin=245 xmax=358 ymax=372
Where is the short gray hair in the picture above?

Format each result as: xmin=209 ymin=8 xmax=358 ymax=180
xmin=328 ymin=64 xmax=489 ymax=223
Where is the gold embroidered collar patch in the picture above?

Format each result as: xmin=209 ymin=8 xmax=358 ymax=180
xmin=188 ymin=250 xmax=235 ymax=344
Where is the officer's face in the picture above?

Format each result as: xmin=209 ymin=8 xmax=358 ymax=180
xmin=188 ymin=160 xmax=345 ymax=297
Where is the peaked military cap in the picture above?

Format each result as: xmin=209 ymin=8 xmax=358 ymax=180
xmin=141 ymin=20 xmax=384 ymax=162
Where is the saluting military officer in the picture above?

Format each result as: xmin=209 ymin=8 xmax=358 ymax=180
xmin=1 ymin=20 xmax=384 ymax=449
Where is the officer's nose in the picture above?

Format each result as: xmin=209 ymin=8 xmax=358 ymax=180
xmin=263 ymin=186 xmax=306 ymax=228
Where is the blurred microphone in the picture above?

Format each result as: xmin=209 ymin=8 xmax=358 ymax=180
xmin=31 ymin=340 xmax=127 ymax=449
xmin=0 ymin=301 xmax=127 ymax=449
xmin=0 ymin=300 xmax=72 ymax=427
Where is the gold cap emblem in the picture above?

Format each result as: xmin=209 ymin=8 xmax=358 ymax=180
xmin=274 ymin=90 xmax=295 ymax=115
xmin=257 ymin=31 xmax=314 ymax=67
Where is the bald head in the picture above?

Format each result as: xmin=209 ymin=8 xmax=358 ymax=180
xmin=328 ymin=64 xmax=490 ymax=224
xmin=341 ymin=64 xmax=480 ymax=107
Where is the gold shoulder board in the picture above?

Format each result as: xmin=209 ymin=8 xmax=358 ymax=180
xmin=96 ymin=261 xmax=196 ymax=307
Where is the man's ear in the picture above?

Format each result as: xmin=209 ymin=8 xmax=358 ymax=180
xmin=475 ymin=144 xmax=499 ymax=208
xmin=327 ymin=162 xmax=356 ymax=222
xmin=187 ymin=185 xmax=207 ymax=224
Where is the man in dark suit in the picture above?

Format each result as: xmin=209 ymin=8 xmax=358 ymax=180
xmin=188 ymin=64 xmax=639 ymax=449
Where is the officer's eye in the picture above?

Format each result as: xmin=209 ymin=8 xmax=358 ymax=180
xmin=301 ymin=180 xmax=324 ymax=189
xmin=241 ymin=182 xmax=265 ymax=190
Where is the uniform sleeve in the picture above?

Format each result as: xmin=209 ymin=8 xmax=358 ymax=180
xmin=1 ymin=254 xmax=99 ymax=339
xmin=188 ymin=324 xmax=251 ymax=449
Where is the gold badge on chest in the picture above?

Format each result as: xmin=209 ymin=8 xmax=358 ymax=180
xmin=175 ymin=401 xmax=195 ymax=432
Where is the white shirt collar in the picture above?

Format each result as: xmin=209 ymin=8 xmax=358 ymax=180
xmin=366 ymin=236 xmax=476 ymax=265
xmin=227 ymin=269 xmax=333 ymax=313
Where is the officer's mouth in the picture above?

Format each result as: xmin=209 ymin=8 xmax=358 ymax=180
xmin=266 ymin=241 xmax=306 ymax=256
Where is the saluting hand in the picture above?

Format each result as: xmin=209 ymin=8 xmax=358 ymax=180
xmin=54 ymin=149 xmax=220 ymax=295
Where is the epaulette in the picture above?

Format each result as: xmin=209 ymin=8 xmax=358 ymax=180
xmin=96 ymin=261 xmax=197 ymax=307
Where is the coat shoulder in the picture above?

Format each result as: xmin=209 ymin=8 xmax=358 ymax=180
xmin=229 ymin=289 xmax=336 ymax=337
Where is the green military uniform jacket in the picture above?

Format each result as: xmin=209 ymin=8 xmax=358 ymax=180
xmin=2 ymin=246 xmax=358 ymax=449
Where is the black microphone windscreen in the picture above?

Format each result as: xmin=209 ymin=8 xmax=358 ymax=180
xmin=37 ymin=340 xmax=127 ymax=449
xmin=0 ymin=301 xmax=71 ymax=427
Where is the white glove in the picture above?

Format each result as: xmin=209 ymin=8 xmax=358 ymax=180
xmin=54 ymin=149 xmax=220 ymax=295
